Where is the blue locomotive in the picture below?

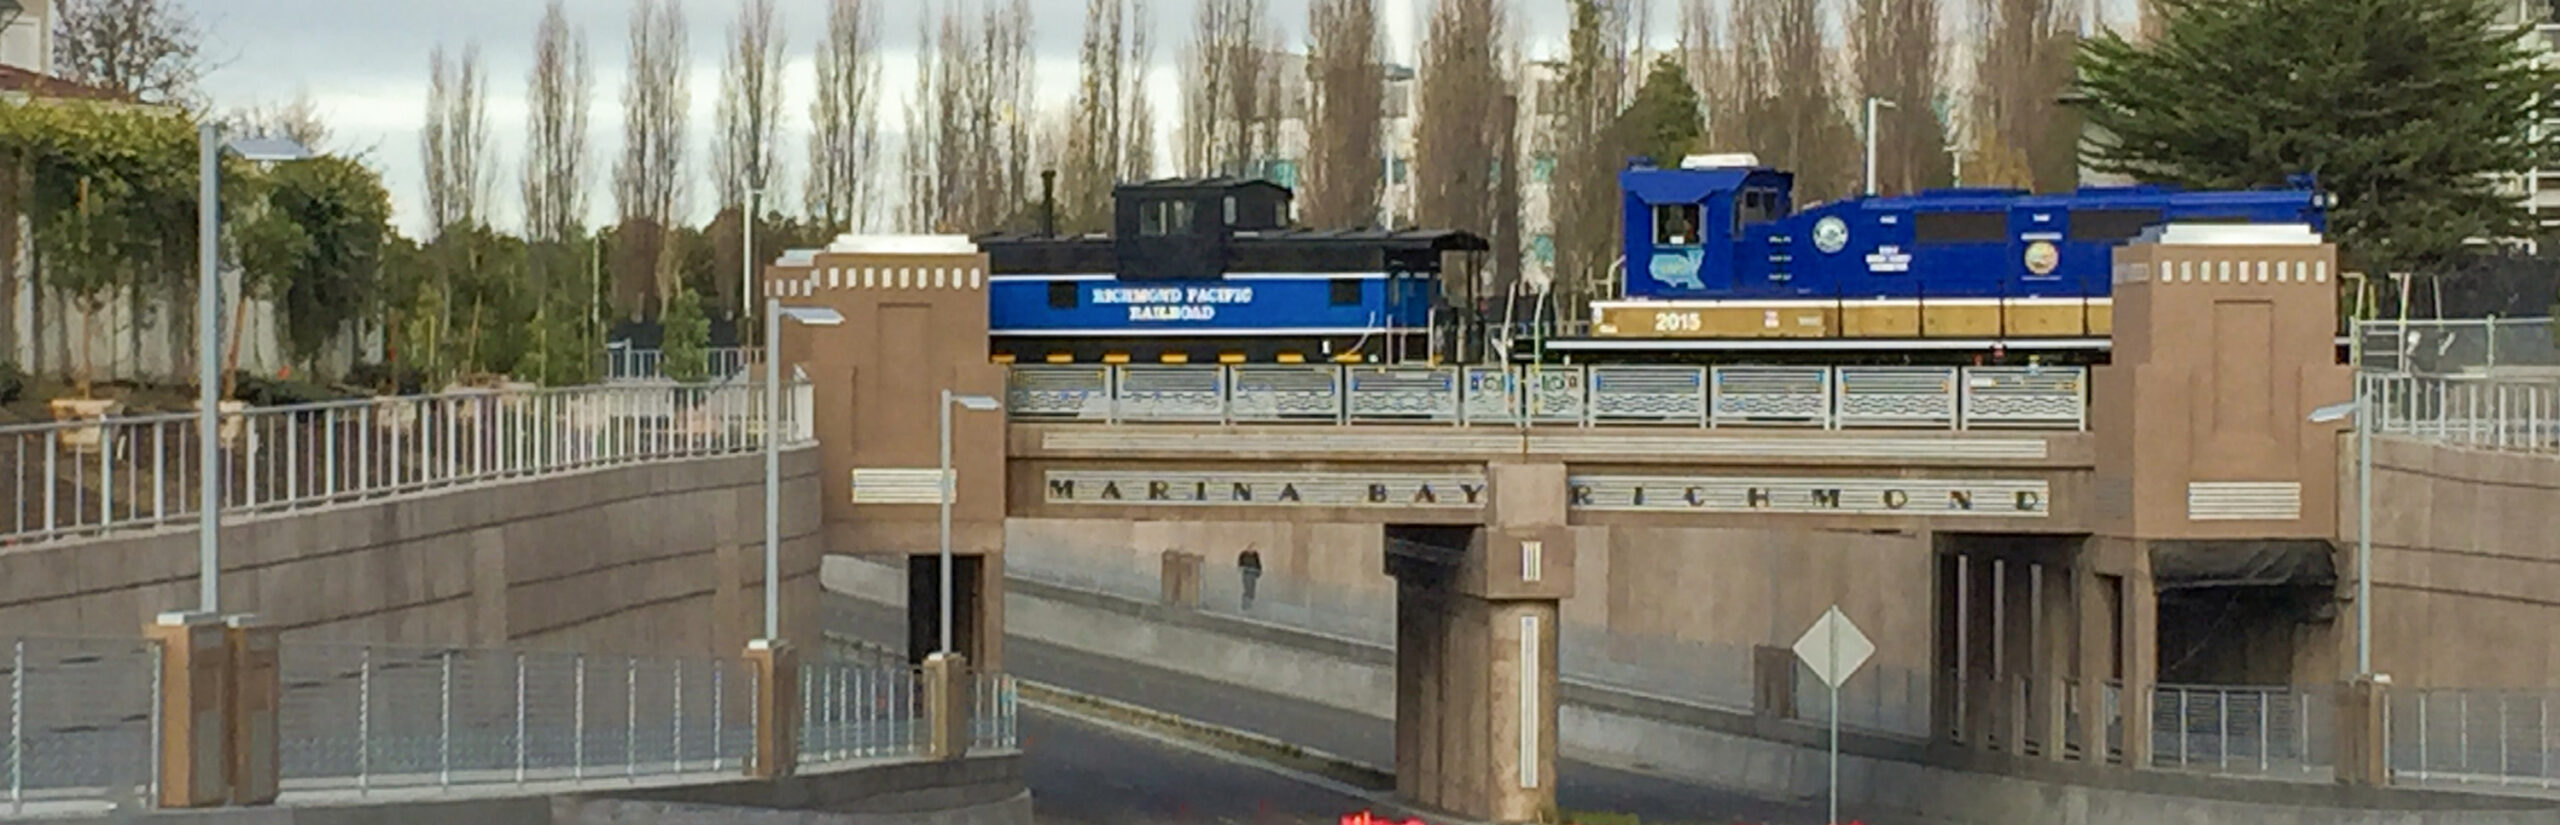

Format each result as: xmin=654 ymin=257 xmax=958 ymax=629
xmin=1578 ymin=153 xmax=2332 ymax=351
xmin=979 ymin=177 xmax=1480 ymax=365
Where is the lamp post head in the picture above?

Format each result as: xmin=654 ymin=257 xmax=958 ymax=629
xmin=224 ymin=137 xmax=316 ymax=163
xmin=2309 ymin=400 xmax=2359 ymax=424
xmin=773 ymin=305 xmax=844 ymax=327
xmin=952 ymin=394 xmax=1001 ymax=412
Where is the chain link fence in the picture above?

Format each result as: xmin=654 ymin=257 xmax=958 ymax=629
xmin=2356 ymin=317 xmax=2560 ymax=376
xmin=4 ymin=636 xmax=160 ymax=812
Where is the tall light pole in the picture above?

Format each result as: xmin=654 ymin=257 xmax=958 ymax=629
xmin=766 ymin=302 xmax=844 ymax=641
xmin=196 ymin=126 xmax=312 ymax=615
xmin=743 ymin=189 xmax=758 ymax=338
xmin=1863 ymin=97 xmax=1897 ymax=197
xmin=2313 ymin=380 xmax=2375 ymax=676
xmin=939 ymin=390 xmax=1001 ymax=655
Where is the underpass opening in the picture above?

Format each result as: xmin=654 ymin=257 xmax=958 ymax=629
xmin=908 ymin=555 xmax=988 ymax=667
xmin=1932 ymin=532 xmax=2091 ymax=759
xmin=2151 ymin=540 xmax=2338 ymax=686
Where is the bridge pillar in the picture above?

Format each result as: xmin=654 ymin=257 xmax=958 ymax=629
xmin=144 ymin=612 xmax=230 ymax=808
xmin=764 ymin=236 xmax=1009 ymax=672
xmin=1386 ymin=462 xmax=1573 ymax=824
xmin=2089 ymin=224 xmax=2349 ymax=768
xmin=744 ymin=639 xmax=800 ymax=779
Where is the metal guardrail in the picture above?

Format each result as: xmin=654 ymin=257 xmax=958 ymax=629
xmin=2149 ymin=683 xmax=2331 ymax=778
xmin=604 ymin=347 xmax=760 ymax=382
xmin=277 ymin=643 xmax=762 ymax=793
xmin=2362 ymin=373 xmax=2560 ymax=454
xmin=1 ymin=379 xmax=813 ymax=547
xmin=4 ymin=632 xmax=1016 ymax=809
xmin=1007 ymin=364 xmax=2090 ymax=431
xmin=2389 ymin=688 xmax=2560 ymax=789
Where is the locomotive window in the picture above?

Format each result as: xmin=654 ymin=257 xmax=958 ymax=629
xmin=1653 ymin=203 xmax=1703 ymax=246
xmin=1047 ymin=281 xmax=1078 ymax=309
xmin=1914 ymin=211 xmax=2008 ymax=243
xmin=1330 ymin=278 xmax=1362 ymax=306
xmin=2069 ymin=208 xmax=2165 ymax=242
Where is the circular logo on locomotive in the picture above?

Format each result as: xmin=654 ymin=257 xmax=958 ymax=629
xmin=1812 ymin=217 xmax=1849 ymax=254
xmin=2023 ymin=240 xmax=2060 ymax=276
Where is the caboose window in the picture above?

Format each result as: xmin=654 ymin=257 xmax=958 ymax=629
xmin=1140 ymin=200 xmax=1195 ymax=236
xmin=1329 ymin=278 xmax=1362 ymax=306
xmin=1047 ymin=281 xmax=1078 ymax=309
xmin=1914 ymin=211 xmax=2008 ymax=243
xmin=1653 ymin=203 xmax=1703 ymax=246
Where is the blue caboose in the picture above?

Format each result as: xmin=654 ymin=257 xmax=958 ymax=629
xmin=1593 ymin=154 xmax=2333 ymax=343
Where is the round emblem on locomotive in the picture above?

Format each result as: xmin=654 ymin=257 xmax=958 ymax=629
xmin=1812 ymin=217 xmax=1849 ymax=254
xmin=2024 ymin=240 xmax=2060 ymax=275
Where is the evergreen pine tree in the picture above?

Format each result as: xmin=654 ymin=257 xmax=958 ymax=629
xmin=1621 ymin=56 xmax=1707 ymax=166
xmin=2074 ymin=0 xmax=2560 ymax=277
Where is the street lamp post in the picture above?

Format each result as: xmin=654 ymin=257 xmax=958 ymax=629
xmin=765 ymin=301 xmax=844 ymax=641
xmin=2313 ymin=380 xmax=2374 ymax=676
xmin=195 ymin=125 xmax=312 ymax=615
xmin=1864 ymin=97 xmax=1897 ymax=197
xmin=939 ymin=390 xmax=1001 ymax=656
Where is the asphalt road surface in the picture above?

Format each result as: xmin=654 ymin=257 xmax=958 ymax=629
xmin=1018 ymin=708 xmax=1385 ymax=825
xmin=828 ymin=595 xmax=1836 ymax=825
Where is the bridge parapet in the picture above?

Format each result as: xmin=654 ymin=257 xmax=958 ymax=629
xmin=1008 ymin=423 xmax=2096 ymax=532
xmin=1007 ymin=363 xmax=2089 ymax=431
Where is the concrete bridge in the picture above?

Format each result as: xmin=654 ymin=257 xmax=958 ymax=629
xmin=762 ymin=226 xmax=2560 ymax=823
xmin=6 ymin=225 xmax=2560 ymax=824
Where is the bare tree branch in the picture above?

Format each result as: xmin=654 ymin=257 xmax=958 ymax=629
xmin=1974 ymin=0 xmax=2080 ymax=191
xmin=1304 ymin=0 xmax=1385 ymax=229
xmin=1852 ymin=0 xmax=1954 ymax=195
xmin=807 ymin=0 xmax=886 ymax=231
xmin=1064 ymin=0 xmax=1131 ymax=231
xmin=52 ymin=0 xmax=204 ymax=106
xmin=615 ymin=0 xmax=690 ymax=229
xmin=714 ymin=0 xmax=789 ymax=212
xmin=422 ymin=42 xmax=494 ymax=235
xmin=523 ymin=0 xmax=594 ymax=244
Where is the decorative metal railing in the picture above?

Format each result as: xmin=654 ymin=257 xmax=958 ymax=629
xmin=1006 ymin=364 xmax=2089 ymax=431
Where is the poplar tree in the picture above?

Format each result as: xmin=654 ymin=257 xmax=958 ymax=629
xmin=2074 ymin=0 xmax=2560 ymax=277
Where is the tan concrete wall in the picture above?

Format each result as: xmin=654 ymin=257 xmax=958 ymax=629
xmin=2352 ymin=436 xmax=2560 ymax=688
xmin=0 ymin=448 xmax=826 ymax=656
xmin=1005 ymin=516 xmax=1938 ymax=686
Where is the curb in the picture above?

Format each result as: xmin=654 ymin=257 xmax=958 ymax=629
xmin=1009 ymin=678 xmax=1398 ymax=793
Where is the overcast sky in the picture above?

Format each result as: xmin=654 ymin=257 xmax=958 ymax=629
xmin=182 ymin=0 xmax=2131 ymax=238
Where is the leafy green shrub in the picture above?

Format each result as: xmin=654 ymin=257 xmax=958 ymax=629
xmin=231 ymin=372 xmax=346 ymax=406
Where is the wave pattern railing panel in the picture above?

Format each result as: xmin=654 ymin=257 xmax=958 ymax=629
xmin=1005 ymin=364 xmax=2089 ymax=432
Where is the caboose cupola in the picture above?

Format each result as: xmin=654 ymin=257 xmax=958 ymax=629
xmin=1111 ymin=177 xmax=1294 ymax=281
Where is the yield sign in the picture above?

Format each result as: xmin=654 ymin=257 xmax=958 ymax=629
xmin=1791 ymin=606 xmax=1876 ymax=690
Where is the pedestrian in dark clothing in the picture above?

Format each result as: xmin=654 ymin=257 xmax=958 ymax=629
xmin=1238 ymin=548 xmax=1263 ymax=610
